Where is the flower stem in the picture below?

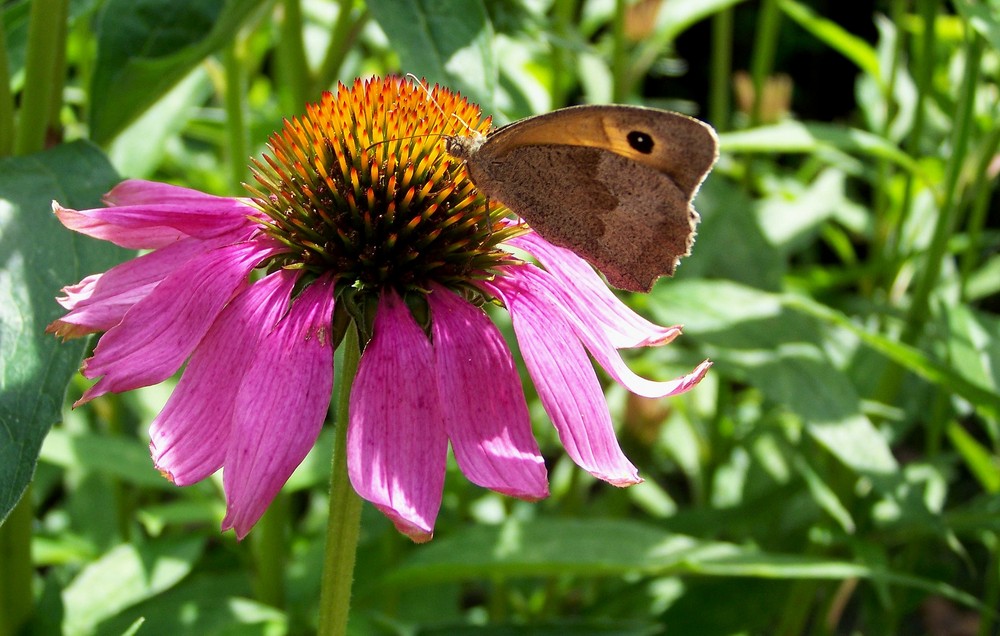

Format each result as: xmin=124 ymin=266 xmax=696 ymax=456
xmin=223 ymin=41 xmax=249 ymax=194
xmin=315 ymin=0 xmax=369 ymax=96
xmin=252 ymin=491 xmax=289 ymax=609
xmin=14 ymin=0 xmax=68 ymax=156
xmin=318 ymin=324 xmax=363 ymax=635
xmin=709 ymin=7 xmax=733 ymax=132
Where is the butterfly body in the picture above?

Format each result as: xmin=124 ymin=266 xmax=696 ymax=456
xmin=445 ymin=104 xmax=718 ymax=292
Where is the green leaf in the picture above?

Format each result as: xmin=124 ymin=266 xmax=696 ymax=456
xmin=786 ymin=294 xmax=1000 ymax=421
xmin=384 ymin=519 xmax=984 ymax=610
xmin=91 ymin=574 xmax=285 ymax=636
xmin=39 ymin=428 xmax=176 ymax=491
xmin=88 ymin=0 xmax=265 ymax=144
xmin=367 ymin=0 xmax=497 ymax=110
xmin=719 ymin=120 xmax=921 ymax=176
xmin=0 ymin=141 xmax=124 ymax=525
xmin=62 ymin=537 xmax=205 ymax=635
xmin=777 ymin=0 xmax=880 ymax=82
xmin=947 ymin=422 xmax=1000 ymax=494
xmin=650 ymin=280 xmax=898 ymax=477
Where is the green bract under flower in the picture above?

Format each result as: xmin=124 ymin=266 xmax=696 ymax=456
xmin=248 ymin=78 xmax=523 ymax=302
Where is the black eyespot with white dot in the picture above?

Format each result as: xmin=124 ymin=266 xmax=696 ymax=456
xmin=627 ymin=130 xmax=654 ymax=154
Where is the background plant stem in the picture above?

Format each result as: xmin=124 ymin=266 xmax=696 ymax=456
xmin=14 ymin=0 xmax=68 ymax=155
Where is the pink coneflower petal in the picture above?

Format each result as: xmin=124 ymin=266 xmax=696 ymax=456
xmin=221 ymin=275 xmax=336 ymax=540
xmin=150 ymin=269 xmax=300 ymax=486
xmin=50 ymin=237 xmax=210 ymax=335
xmin=78 ymin=240 xmax=282 ymax=405
xmin=348 ymin=290 xmax=448 ymax=543
xmin=485 ymin=272 xmax=641 ymax=487
xmin=429 ymin=284 xmax=548 ymax=501
xmin=510 ymin=264 xmax=712 ymax=399
xmin=509 ymin=231 xmax=683 ymax=348
xmin=54 ymin=180 xmax=258 ymax=250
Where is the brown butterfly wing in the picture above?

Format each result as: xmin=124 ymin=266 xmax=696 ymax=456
xmin=465 ymin=106 xmax=716 ymax=292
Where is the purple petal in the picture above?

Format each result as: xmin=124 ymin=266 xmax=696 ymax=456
xmin=150 ymin=269 xmax=300 ymax=487
xmin=221 ymin=275 xmax=336 ymax=539
xmin=508 ymin=231 xmax=682 ymax=348
xmin=429 ymin=284 xmax=548 ymax=500
xmin=54 ymin=180 xmax=259 ymax=250
xmin=507 ymin=264 xmax=712 ymax=399
xmin=348 ymin=290 xmax=447 ymax=542
xmin=78 ymin=240 xmax=281 ymax=404
xmin=485 ymin=273 xmax=641 ymax=487
xmin=49 ymin=237 xmax=209 ymax=336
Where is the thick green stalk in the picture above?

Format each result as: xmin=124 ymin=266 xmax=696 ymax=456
xmin=315 ymin=0 xmax=368 ymax=97
xmin=610 ymin=0 xmax=627 ymax=102
xmin=13 ymin=0 xmax=68 ymax=155
xmin=709 ymin=8 xmax=733 ymax=131
xmin=748 ymin=0 xmax=781 ymax=127
xmin=317 ymin=325 xmax=363 ymax=635
xmin=0 ymin=489 xmax=34 ymax=636
xmin=900 ymin=32 xmax=982 ymax=345
xmin=550 ymin=0 xmax=578 ymax=109
xmin=277 ymin=0 xmax=310 ymax=113
xmin=0 ymin=12 xmax=14 ymax=156
xmin=252 ymin=492 xmax=289 ymax=609
xmin=886 ymin=0 xmax=939 ymax=271
xmin=223 ymin=43 xmax=249 ymax=194
xmin=979 ymin=534 xmax=1000 ymax=636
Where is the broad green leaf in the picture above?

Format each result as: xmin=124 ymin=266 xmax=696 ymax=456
xmin=650 ymin=280 xmax=898 ymax=477
xmin=91 ymin=573 xmax=284 ymax=636
xmin=947 ymin=422 xmax=1000 ymax=494
xmin=39 ymin=429 xmax=176 ymax=491
xmin=384 ymin=519 xmax=983 ymax=609
xmin=0 ymin=141 xmax=124 ymax=525
xmin=786 ymin=295 xmax=1000 ymax=421
xmin=777 ymin=0 xmax=880 ymax=81
xmin=953 ymin=0 xmax=1000 ymax=52
xmin=107 ymin=68 xmax=214 ymax=179
xmin=719 ymin=121 xmax=921 ymax=176
xmin=677 ymin=177 xmax=784 ymax=290
xmin=62 ymin=537 xmax=205 ymax=635
xmin=367 ymin=0 xmax=497 ymax=110
xmin=88 ymin=0 xmax=265 ymax=144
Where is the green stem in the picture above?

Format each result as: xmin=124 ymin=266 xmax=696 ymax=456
xmin=277 ymin=0 xmax=310 ymax=113
xmin=709 ymin=7 xmax=733 ymax=131
xmin=886 ymin=0 xmax=938 ymax=272
xmin=749 ymin=0 xmax=781 ymax=128
xmin=0 ymin=11 xmax=15 ymax=157
xmin=223 ymin=42 xmax=249 ymax=194
xmin=252 ymin=491 xmax=289 ymax=609
xmin=315 ymin=1 xmax=368 ymax=98
xmin=550 ymin=0 xmax=577 ymax=109
xmin=979 ymin=534 xmax=1000 ymax=636
xmin=317 ymin=325 xmax=364 ymax=635
xmin=900 ymin=31 xmax=982 ymax=345
xmin=14 ymin=0 xmax=68 ymax=156
xmin=610 ymin=0 xmax=627 ymax=102
xmin=0 ymin=488 xmax=34 ymax=636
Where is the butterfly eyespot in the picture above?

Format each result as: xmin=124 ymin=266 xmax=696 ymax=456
xmin=627 ymin=131 xmax=654 ymax=154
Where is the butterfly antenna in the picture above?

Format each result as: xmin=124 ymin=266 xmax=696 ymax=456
xmin=405 ymin=73 xmax=477 ymax=137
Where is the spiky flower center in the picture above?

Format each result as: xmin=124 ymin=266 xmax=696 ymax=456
xmin=248 ymin=77 xmax=521 ymax=302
